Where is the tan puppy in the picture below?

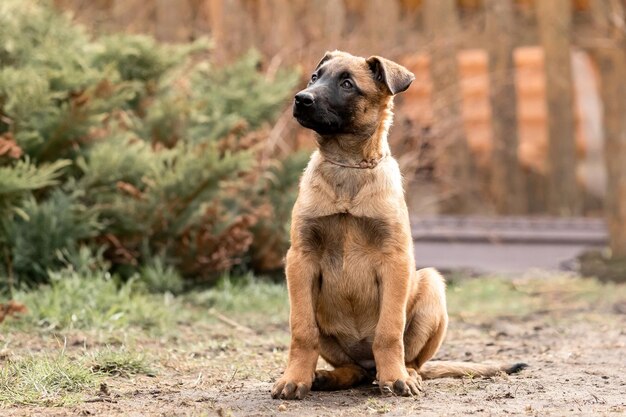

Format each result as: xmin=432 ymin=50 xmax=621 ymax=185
xmin=271 ymin=51 xmax=526 ymax=400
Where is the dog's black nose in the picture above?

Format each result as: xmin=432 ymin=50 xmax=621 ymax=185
xmin=294 ymin=92 xmax=314 ymax=107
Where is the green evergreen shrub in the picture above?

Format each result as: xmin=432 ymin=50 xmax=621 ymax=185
xmin=5 ymin=188 xmax=101 ymax=284
xmin=0 ymin=0 xmax=305 ymax=289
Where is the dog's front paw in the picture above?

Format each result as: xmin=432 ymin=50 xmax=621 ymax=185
xmin=271 ymin=375 xmax=312 ymax=400
xmin=378 ymin=369 xmax=423 ymax=397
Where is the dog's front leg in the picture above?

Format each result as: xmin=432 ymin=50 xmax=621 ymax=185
xmin=271 ymin=248 xmax=320 ymax=400
xmin=373 ymin=256 xmax=420 ymax=396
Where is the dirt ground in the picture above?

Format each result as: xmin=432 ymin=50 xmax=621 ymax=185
xmin=2 ymin=276 xmax=626 ymax=417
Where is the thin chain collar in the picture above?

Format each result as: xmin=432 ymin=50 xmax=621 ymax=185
xmin=322 ymin=153 xmax=388 ymax=169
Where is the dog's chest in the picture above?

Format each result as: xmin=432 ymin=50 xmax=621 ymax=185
xmin=299 ymin=213 xmax=391 ymax=259
xmin=299 ymin=213 xmax=388 ymax=289
xmin=299 ymin=214 xmax=389 ymax=334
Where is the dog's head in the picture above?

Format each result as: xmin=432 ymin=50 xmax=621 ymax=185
xmin=293 ymin=50 xmax=415 ymax=136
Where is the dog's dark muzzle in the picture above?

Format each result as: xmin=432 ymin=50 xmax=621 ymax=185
xmin=292 ymin=88 xmax=343 ymax=135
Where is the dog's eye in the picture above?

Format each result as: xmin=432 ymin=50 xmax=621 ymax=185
xmin=341 ymin=80 xmax=353 ymax=89
xmin=310 ymin=74 xmax=318 ymax=83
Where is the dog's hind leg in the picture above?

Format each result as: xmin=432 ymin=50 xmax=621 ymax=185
xmin=405 ymin=268 xmax=528 ymax=379
xmin=403 ymin=268 xmax=448 ymax=383
xmin=312 ymin=334 xmax=374 ymax=391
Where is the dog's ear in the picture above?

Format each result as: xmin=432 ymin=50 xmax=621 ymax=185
xmin=314 ymin=51 xmax=338 ymax=71
xmin=366 ymin=56 xmax=415 ymax=95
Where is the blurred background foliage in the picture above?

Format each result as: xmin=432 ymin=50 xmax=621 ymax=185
xmin=0 ymin=0 xmax=306 ymax=292
xmin=48 ymin=0 xmax=626 ymax=261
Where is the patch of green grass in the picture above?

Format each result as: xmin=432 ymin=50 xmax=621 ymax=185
xmin=4 ymin=268 xmax=180 ymax=333
xmin=447 ymin=277 xmax=541 ymax=318
xmin=0 ymin=353 xmax=99 ymax=407
xmin=447 ymin=273 xmax=626 ymax=320
xmin=187 ymin=274 xmax=288 ymax=325
xmin=90 ymin=348 xmax=154 ymax=377
xmin=137 ymin=256 xmax=185 ymax=295
xmin=5 ymin=267 xmax=622 ymax=336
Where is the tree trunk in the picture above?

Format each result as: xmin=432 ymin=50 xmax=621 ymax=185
xmin=591 ymin=0 xmax=626 ymax=257
xmin=536 ymin=0 xmax=580 ymax=215
xmin=423 ymin=0 xmax=474 ymax=213
xmin=485 ymin=0 xmax=526 ymax=214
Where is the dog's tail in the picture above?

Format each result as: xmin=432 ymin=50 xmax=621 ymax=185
xmin=419 ymin=361 xmax=528 ymax=380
